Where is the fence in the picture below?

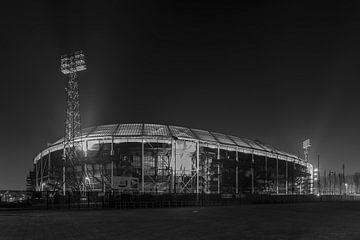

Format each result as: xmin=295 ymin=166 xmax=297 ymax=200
xmin=18 ymin=192 xmax=360 ymax=210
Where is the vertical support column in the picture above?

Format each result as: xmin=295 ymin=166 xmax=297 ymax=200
xmin=196 ymin=141 xmax=200 ymax=197
xmin=265 ymin=155 xmax=268 ymax=193
xmin=35 ymin=160 xmax=38 ymax=191
xmin=84 ymin=163 xmax=87 ymax=193
xmin=171 ymin=140 xmax=175 ymax=194
xmin=319 ymin=156 xmax=321 ymax=195
xmin=174 ymin=140 xmax=177 ymax=194
xmin=84 ymin=140 xmax=88 ymax=157
xmin=141 ymin=139 xmax=145 ymax=193
xmin=103 ymin=173 xmax=106 ymax=192
xmin=217 ymin=146 xmax=220 ymax=194
xmin=102 ymin=164 xmax=106 ymax=193
xmin=110 ymin=138 xmax=114 ymax=191
xmin=251 ymin=152 xmax=254 ymax=194
xmin=235 ymin=149 xmax=239 ymax=195
xmin=110 ymin=137 xmax=114 ymax=156
xmin=62 ymin=148 xmax=66 ymax=195
xmin=111 ymin=161 xmax=114 ymax=190
xmin=293 ymin=160 xmax=295 ymax=194
xmin=62 ymin=166 xmax=66 ymax=195
xmin=48 ymin=150 xmax=51 ymax=183
xmin=82 ymin=142 xmax=86 ymax=192
xmin=285 ymin=161 xmax=288 ymax=194
xmin=40 ymin=153 xmax=43 ymax=190
xmin=276 ymin=155 xmax=279 ymax=194
xmin=154 ymin=144 xmax=158 ymax=195
xmin=323 ymin=169 xmax=326 ymax=194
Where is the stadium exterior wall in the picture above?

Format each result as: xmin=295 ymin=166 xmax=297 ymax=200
xmin=31 ymin=124 xmax=313 ymax=195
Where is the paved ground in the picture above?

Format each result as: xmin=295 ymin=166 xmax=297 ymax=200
xmin=0 ymin=202 xmax=360 ymax=239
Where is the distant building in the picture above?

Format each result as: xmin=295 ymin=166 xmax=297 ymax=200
xmin=26 ymin=170 xmax=35 ymax=193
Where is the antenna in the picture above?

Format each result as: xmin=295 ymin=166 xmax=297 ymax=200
xmin=60 ymin=50 xmax=86 ymax=194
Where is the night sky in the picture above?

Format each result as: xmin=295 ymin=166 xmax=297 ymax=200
xmin=1 ymin=1 xmax=360 ymax=189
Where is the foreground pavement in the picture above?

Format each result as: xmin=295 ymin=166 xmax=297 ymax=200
xmin=0 ymin=202 xmax=359 ymax=240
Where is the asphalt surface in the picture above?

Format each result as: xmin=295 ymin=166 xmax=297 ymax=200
xmin=0 ymin=202 xmax=359 ymax=240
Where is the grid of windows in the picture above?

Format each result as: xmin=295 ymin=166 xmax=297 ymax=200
xmin=34 ymin=141 xmax=311 ymax=194
xmin=115 ymin=124 xmax=143 ymax=136
xmin=228 ymin=135 xmax=251 ymax=148
xmin=242 ymin=138 xmax=266 ymax=150
xmin=191 ymin=129 xmax=217 ymax=142
xmin=252 ymin=140 xmax=274 ymax=153
xmin=211 ymin=132 xmax=236 ymax=145
xmin=87 ymin=124 xmax=118 ymax=137
xmin=169 ymin=126 xmax=195 ymax=139
xmin=144 ymin=124 xmax=170 ymax=136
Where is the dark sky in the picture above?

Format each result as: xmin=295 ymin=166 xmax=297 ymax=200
xmin=1 ymin=1 xmax=360 ymax=189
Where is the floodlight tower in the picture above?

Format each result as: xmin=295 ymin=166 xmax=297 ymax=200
xmin=303 ymin=139 xmax=311 ymax=194
xmin=303 ymin=139 xmax=311 ymax=162
xmin=60 ymin=50 xmax=86 ymax=194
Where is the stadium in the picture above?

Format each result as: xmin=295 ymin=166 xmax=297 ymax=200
xmin=31 ymin=123 xmax=313 ymax=196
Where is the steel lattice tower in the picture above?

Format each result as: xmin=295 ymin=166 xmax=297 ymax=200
xmin=60 ymin=51 xmax=86 ymax=194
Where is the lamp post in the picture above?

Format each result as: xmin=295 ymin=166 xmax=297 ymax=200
xmin=345 ymin=183 xmax=348 ymax=195
xmin=313 ymin=168 xmax=319 ymax=195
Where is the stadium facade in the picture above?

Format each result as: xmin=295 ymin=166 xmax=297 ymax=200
xmin=31 ymin=123 xmax=313 ymax=195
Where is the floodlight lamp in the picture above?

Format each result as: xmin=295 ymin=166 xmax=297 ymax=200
xmin=60 ymin=50 xmax=86 ymax=74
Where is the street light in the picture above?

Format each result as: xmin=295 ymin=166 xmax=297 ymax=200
xmin=313 ymin=168 xmax=319 ymax=195
xmin=345 ymin=183 xmax=348 ymax=195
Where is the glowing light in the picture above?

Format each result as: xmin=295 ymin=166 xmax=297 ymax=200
xmin=85 ymin=176 xmax=90 ymax=183
xmin=61 ymin=51 xmax=86 ymax=74
xmin=82 ymin=142 xmax=87 ymax=153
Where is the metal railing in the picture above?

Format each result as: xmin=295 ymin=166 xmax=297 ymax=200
xmin=21 ymin=192 xmax=360 ymax=210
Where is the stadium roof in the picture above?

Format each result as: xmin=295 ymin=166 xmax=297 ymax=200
xmin=50 ymin=123 xmax=299 ymax=158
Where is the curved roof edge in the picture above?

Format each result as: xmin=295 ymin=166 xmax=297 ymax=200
xmin=34 ymin=123 xmax=309 ymax=167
